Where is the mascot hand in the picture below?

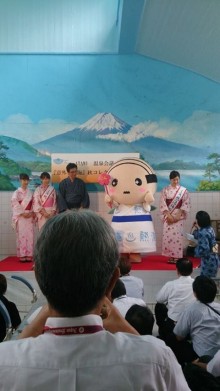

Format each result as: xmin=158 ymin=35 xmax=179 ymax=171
xmin=105 ymin=194 xmax=112 ymax=206
xmin=143 ymin=191 xmax=154 ymax=211
xmin=144 ymin=191 xmax=154 ymax=204
xmin=104 ymin=194 xmax=119 ymax=208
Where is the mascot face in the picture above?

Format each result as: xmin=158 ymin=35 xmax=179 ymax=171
xmin=106 ymin=158 xmax=157 ymax=205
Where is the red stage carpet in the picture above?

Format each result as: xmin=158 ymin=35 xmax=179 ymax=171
xmin=131 ymin=255 xmax=200 ymax=271
xmin=0 ymin=257 xmax=34 ymax=272
xmin=0 ymin=255 xmax=200 ymax=272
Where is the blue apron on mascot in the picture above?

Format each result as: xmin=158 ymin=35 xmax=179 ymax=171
xmin=99 ymin=157 xmax=157 ymax=262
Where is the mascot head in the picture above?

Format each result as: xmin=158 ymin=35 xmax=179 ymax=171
xmin=103 ymin=157 xmax=157 ymax=206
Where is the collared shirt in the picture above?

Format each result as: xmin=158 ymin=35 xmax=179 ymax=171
xmin=174 ymin=301 xmax=220 ymax=357
xmin=113 ymin=295 xmax=146 ymax=317
xmin=156 ymin=276 xmax=195 ymax=321
xmin=0 ymin=314 xmax=190 ymax=391
xmin=120 ymin=275 xmax=144 ymax=299
xmin=207 ymin=350 xmax=220 ymax=377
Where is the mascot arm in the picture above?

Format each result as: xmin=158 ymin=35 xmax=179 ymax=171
xmin=104 ymin=194 xmax=119 ymax=208
xmin=143 ymin=191 xmax=155 ymax=211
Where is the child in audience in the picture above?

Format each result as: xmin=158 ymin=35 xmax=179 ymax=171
xmin=111 ymin=279 xmax=146 ymax=317
xmin=125 ymin=304 xmax=155 ymax=335
xmin=33 ymin=172 xmax=57 ymax=230
xmin=119 ymin=255 xmax=144 ymax=299
xmin=11 ymin=173 xmax=35 ymax=262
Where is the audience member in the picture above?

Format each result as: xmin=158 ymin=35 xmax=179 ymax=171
xmin=172 ymin=276 xmax=220 ymax=363
xmin=57 ymin=162 xmax=90 ymax=212
xmin=0 ymin=274 xmax=21 ymax=342
xmin=0 ymin=211 xmax=190 ymax=390
xmin=155 ymin=258 xmax=195 ymax=339
xmin=193 ymin=211 xmax=219 ymax=277
xmin=112 ymin=279 xmax=146 ymax=317
xmin=119 ymin=255 xmax=144 ymax=299
xmin=183 ymin=355 xmax=220 ymax=391
xmin=33 ymin=172 xmax=57 ymax=230
xmin=11 ymin=173 xmax=35 ymax=262
xmin=125 ymin=304 xmax=154 ymax=335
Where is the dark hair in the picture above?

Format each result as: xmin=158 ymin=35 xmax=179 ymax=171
xmin=176 ymin=258 xmax=193 ymax=276
xmin=66 ymin=163 xmax=77 ymax=172
xmin=125 ymin=304 xmax=155 ymax=335
xmin=193 ymin=276 xmax=217 ymax=303
xmin=169 ymin=170 xmax=180 ymax=180
xmin=118 ymin=256 xmax=131 ymax=276
xmin=40 ymin=172 xmax=50 ymax=180
xmin=196 ymin=211 xmax=211 ymax=228
xmin=111 ymin=279 xmax=126 ymax=300
xmin=34 ymin=210 xmax=119 ymax=316
xmin=0 ymin=274 xmax=7 ymax=295
xmin=19 ymin=173 xmax=29 ymax=180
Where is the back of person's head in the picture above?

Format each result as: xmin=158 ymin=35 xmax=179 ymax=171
xmin=66 ymin=163 xmax=77 ymax=172
xmin=34 ymin=210 xmax=119 ymax=316
xmin=169 ymin=170 xmax=180 ymax=180
xmin=40 ymin=172 xmax=50 ymax=179
xmin=125 ymin=304 xmax=154 ymax=335
xmin=196 ymin=210 xmax=211 ymax=228
xmin=111 ymin=279 xmax=126 ymax=300
xmin=0 ymin=274 xmax=7 ymax=295
xmin=176 ymin=258 xmax=193 ymax=276
xmin=193 ymin=276 xmax=217 ymax=303
xmin=118 ymin=256 xmax=131 ymax=276
xmin=19 ymin=173 xmax=29 ymax=180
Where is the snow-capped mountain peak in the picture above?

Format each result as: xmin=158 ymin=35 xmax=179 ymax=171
xmin=79 ymin=112 xmax=129 ymax=132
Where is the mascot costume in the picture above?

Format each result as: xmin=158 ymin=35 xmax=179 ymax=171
xmin=99 ymin=157 xmax=157 ymax=262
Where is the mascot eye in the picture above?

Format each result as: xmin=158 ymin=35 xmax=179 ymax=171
xmin=135 ymin=178 xmax=142 ymax=186
xmin=112 ymin=179 xmax=118 ymax=187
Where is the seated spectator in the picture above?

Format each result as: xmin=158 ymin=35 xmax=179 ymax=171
xmin=119 ymin=255 xmax=144 ymax=299
xmin=182 ymin=355 xmax=220 ymax=391
xmin=125 ymin=304 xmax=155 ymax=335
xmin=0 ymin=210 xmax=190 ymax=390
xmin=0 ymin=274 xmax=21 ymax=341
xmin=172 ymin=276 xmax=220 ymax=364
xmin=155 ymin=258 xmax=195 ymax=339
xmin=112 ymin=279 xmax=146 ymax=317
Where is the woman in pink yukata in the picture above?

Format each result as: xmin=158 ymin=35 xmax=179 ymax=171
xmin=160 ymin=170 xmax=191 ymax=264
xmin=11 ymin=173 xmax=35 ymax=262
xmin=33 ymin=172 xmax=57 ymax=231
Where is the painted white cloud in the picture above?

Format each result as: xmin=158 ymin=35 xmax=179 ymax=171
xmin=0 ymin=114 xmax=79 ymax=144
xmin=97 ymin=110 xmax=220 ymax=149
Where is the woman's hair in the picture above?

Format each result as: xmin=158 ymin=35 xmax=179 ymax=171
xmin=169 ymin=170 xmax=180 ymax=180
xmin=196 ymin=210 xmax=211 ymax=228
xmin=19 ymin=173 xmax=29 ymax=180
xmin=40 ymin=172 xmax=50 ymax=179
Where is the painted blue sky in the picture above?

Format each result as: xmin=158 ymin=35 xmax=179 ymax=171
xmin=0 ymin=54 xmax=220 ymax=147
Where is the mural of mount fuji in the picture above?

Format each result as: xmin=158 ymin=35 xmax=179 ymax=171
xmin=33 ymin=112 xmax=209 ymax=167
xmin=1 ymin=53 xmax=220 ymax=191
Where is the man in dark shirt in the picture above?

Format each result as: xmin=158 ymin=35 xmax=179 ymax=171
xmin=57 ymin=163 xmax=90 ymax=212
xmin=0 ymin=274 xmax=21 ymax=341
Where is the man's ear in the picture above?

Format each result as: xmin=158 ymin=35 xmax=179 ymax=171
xmin=105 ymin=267 xmax=120 ymax=300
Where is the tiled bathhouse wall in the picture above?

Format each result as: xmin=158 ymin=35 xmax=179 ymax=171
xmin=0 ymin=191 xmax=219 ymax=256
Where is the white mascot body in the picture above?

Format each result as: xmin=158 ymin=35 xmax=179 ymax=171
xmin=99 ymin=157 xmax=157 ymax=262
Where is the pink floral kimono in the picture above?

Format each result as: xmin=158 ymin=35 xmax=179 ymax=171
xmin=11 ymin=188 xmax=35 ymax=258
